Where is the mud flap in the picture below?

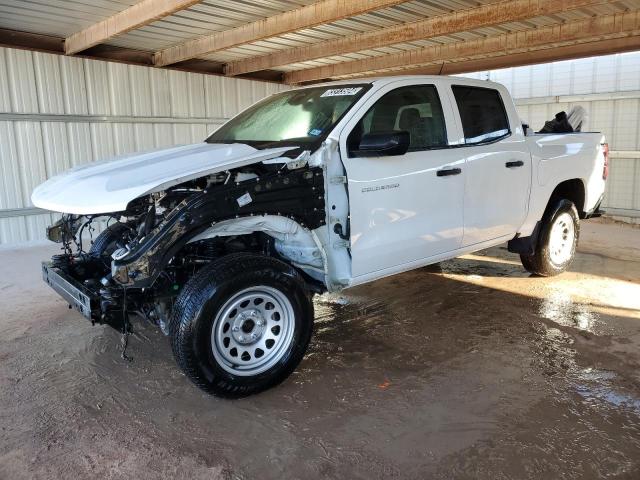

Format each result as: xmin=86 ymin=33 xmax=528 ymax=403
xmin=507 ymin=221 xmax=542 ymax=256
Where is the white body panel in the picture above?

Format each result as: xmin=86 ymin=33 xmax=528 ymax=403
xmin=31 ymin=143 xmax=293 ymax=214
xmin=441 ymin=82 xmax=533 ymax=246
xmin=518 ymin=132 xmax=607 ymax=236
xmin=460 ymin=138 xmax=531 ymax=246
xmin=345 ymin=147 xmax=466 ymax=276
xmin=337 ymin=79 xmax=465 ymax=277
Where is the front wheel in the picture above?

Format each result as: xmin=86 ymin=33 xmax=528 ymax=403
xmin=520 ymin=199 xmax=580 ymax=276
xmin=170 ymin=253 xmax=314 ymax=397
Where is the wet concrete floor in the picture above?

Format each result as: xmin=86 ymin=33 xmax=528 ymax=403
xmin=1 ymin=218 xmax=639 ymax=479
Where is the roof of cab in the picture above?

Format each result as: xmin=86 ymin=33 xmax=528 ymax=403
xmin=296 ymin=75 xmax=502 ymax=90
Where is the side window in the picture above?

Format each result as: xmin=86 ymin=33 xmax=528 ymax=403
xmin=347 ymin=85 xmax=447 ymax=154
xmin=452 ymin=86 xmax=510 ymax=144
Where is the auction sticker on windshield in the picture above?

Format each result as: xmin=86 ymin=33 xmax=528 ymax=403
xmin=321 ymin=87 xmax=363 ymax=97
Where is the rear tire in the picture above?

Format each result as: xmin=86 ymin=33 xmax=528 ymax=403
xmin=170 ymin=253 xmax=314 ymax=397
xmin=520 ymin=199 xmax=580 ymax=276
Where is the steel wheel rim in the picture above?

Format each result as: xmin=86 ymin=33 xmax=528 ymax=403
xmin=211 ymin=286 xmax=295 ymax=376
xmin=549 ymin=212 xmax=575 ymax=265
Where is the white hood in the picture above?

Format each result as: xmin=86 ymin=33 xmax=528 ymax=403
xmin=31 ymin=143 xmax=295 ymax=215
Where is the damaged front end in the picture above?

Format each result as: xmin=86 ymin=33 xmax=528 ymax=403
xmin=42 ymin=162 xmax=327 ymax=333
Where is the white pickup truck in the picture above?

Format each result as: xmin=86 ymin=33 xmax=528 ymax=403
xmin=32 ymin=76 xmax=608 ymax=397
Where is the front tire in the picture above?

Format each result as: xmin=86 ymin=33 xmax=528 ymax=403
xmin=170 ymin=253 xmax=314 ymax=397
xmin=520 ymin=199 xmax=580 ymax=276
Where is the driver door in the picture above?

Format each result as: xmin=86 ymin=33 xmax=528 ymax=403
xmin=339 ymin=82 xmax=466 ymax=279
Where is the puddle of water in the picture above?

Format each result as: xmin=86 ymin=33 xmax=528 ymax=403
xmin=576 ymin=368 xmax=640 ymax=413
xmin=538 ymin=288 xmax=600 ymax=333
xmin=537 ymin=319 xmax=640 ymax=416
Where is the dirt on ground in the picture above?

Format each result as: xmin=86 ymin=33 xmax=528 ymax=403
xmin=0 ymin=218 xmax=639 ymax=480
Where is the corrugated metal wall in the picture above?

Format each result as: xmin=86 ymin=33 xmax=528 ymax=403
xmin=459 ymin=51 xmax=640 ymax=222
xmin=0 ymin=47 xmax=288 ymax=244
xmin=2 ymin=48 xmax=639 ymax=245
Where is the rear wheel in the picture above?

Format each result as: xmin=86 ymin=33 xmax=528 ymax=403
xmin=520 ymin=199 xmax=580 ymax=276
xmin=170 ymin=253 xmax=314 ymax=397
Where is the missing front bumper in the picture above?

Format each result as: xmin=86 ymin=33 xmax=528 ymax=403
xmin=42 ymin=261 xmax=129 ymax=331
xmin=42 ymin=262 xmax=98 ymax=320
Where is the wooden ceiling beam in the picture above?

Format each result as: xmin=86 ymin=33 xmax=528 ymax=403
xmin=153 ymin=0 xmax=407 ymax=67
xmin=387 ymin=35 xmax=640 ymax=78
xmin=225 ymin=0 xmax=611 ymax=76
xmin=0 ymin=28 xmax=286 ymax=83
xmin=284 ymin=10 xmax=640 ymax=84
xmin=65 ymin=0 xmax=202 ymax=55
xmin=0 ymin=28 xmax=64 ymax=53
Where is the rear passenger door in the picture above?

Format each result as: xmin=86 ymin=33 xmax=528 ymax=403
xmin=450 ymin=85 xmax=531 ymax=246
xmin=340 ymin=82 xmax=465 ymax=278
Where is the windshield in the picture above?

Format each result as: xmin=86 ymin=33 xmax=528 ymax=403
xmin=206 ymin=84 xmax=370 ymax=147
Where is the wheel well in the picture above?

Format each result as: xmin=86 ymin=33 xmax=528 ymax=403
xmin=509 ymin=179 xmax=585 ymax=256
xmin=183 ymin=216 xmax=328 ymax=292
xmin=547 ymin=179 xmax=585 ymax=217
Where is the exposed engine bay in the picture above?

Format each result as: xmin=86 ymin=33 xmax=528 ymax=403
xmin=43 ymin=162 xmax=327 ymax=334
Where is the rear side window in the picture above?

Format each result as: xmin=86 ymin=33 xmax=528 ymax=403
xmin=452 ymin=86 xmax=510 ymax=144
xmin=348 ymin=85 xmax=447 ymax=153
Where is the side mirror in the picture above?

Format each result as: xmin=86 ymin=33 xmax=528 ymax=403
xmin=350 ymin=131 xmax=410 ymax=157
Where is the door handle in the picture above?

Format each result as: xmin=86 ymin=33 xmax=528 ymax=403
xmin=436 ymin=167 xmax=462 ymax=177
xmin=505 ymin=160 xmax=524 ymax=168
